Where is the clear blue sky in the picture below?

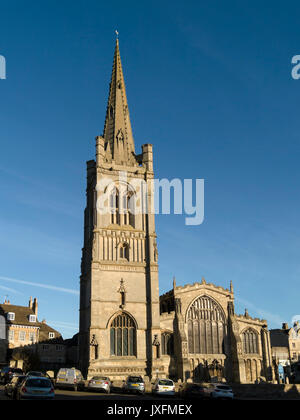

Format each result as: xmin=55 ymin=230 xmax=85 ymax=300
xmin=0 ymin=0 xmax=300 ymax=338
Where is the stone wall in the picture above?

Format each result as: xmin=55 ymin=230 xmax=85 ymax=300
xmin=230 ymin=383 xmax=300 ymax=400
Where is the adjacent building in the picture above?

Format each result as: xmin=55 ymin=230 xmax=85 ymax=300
xmin=270 ymin=322 xmax=300 ymax=366
xmin=0 ymin=297 xmax=66 ymax=370
xmin=78 ymin=39 xmax=274 ymax=383
xmin=160 ymin=279 xmax=273 ymax=383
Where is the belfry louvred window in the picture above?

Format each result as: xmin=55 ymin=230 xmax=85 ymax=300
xmin=110 ymin=187 xmax=135 ymax=227
xmin=110 ymin=313 xmax=136 ymax=357
xmin=110 ymin=187 xmax=120 ymax=225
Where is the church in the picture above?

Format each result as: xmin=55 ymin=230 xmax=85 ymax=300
xmin=78 ymin=39 xmax=274 ymax=384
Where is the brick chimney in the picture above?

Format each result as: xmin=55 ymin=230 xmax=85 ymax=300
xmin=29 ymin=296 xmax=33 ymax=309
xmin=282 ymin=323 xmax=289 ymax=330
xmin=32 ymin=298 xmax=38 ymax=316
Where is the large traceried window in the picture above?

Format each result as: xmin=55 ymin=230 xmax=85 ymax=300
xmin=187 ymin=295 xmax=226 ymax=355
xmin=110 ymin=313 xmax=136 ymax=357
xmin=243 ymin=329 xmax=259 ymax=354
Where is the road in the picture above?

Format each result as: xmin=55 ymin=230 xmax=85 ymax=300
xmin=0 ymin=385 xmax=180 ymax=401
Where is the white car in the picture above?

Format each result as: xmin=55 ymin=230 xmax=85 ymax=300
xmin=210 ymin=384 xmax=234 ymax=399
xmin=152 ymin=379 xmax=175 ymax=396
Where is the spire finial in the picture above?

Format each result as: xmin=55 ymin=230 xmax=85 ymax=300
xmin=115 ymin=30 xmax=119 ymax=40
xmin=230 ymin=280 xmax=233 ymax=294
xmin=173 ymin=276 xmax=176 ymax=289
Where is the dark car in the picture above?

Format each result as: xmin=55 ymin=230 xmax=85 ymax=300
xmin=26 ymin=371 xmax=46 ymax=377
xmin=179 ymin=382 xmax=214 ymax=399
xmin=0 ymin=367 xmax=24 ymax=385
xmin=0 ymin=367 xmax=10 ymax=384
xmin=5 ymin=375 xmax=26 ymax=399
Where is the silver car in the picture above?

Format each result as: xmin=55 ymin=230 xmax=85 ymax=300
xmin=87 ymin=376 xmax=111 ymax=394
xmin=123 ymin=376 xmax=145 ymax=395
xmin=16 ymin=376 xmax=55 ymax=400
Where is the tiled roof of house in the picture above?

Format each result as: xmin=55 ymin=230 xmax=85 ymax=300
xmin=0 ymin=304 xmax=39 ymax=327
xmin=0 ymin=301 xmax=63 ymax=343
xmin=38 ymin=322 xmax=63 ymax=344
xmin=270 ymin=329 xmax=289 ymax=348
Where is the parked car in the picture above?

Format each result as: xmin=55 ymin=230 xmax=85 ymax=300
xmin=16 ymin=376 xmax=55 ymax=400
xmin=123 ymin=376 xmax=145 ymax=395
xmin=26 ymin=371 xmax=46 ymax=377
xmin=179 ymin=382 xmax=214 ymax=399
xmin=0 ymin=367 xmax=24 ymax=384
xmin=87 ymin=376 xmax=111 ymax=394
xmin=4 ymin=375 xmax=26 ymax=399
xmin=152 ymin=378 xmax=175 ymax=396
xmin=55 ymin=368 xmax=85 ymax=391
xmin=210 ymin=384 xmax=234 ymax=399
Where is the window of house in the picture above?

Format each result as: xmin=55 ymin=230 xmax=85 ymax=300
xmin=56 ymin=345 xmax=63 ymax=351
xmin=29 ymin=332 xmax=36 ymax=342
xmin=49 ymin=332 xmax=55 ymax=339
xmin=19 ymin=331 xmax=26 ymax=341
xmin=29 ymin=315 xmax=36 ymax=323
xmin=8 ymin=330 xmax=14 ymax=342
xmin=42 ymin=345 xmax=49 ymax=351
xmin=7 ymin=312 xmax=15 ymax=321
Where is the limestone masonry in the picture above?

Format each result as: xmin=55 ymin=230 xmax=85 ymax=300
xmin=78 ymin=40 xmax=274 ymax=383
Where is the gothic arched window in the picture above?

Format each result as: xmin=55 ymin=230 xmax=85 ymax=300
xmin=242 ymin=329 xmax=259 ymax=354
xmin=110 ymin=313 xmax=136 ymax=357
xmin=123 ymin=191 xmax=135 ymax=227
xmin=119 ymin=243 xmax=129 ymax=261
xmin=110 ymin=187 xmax=120 ymax=225
xmin=161 ymin=332 xmax=174 ymax=355
xmin=109 ymin=187 xmax=135 ymax=228
xmin=187 ymin=295 xmax=226 ymax=355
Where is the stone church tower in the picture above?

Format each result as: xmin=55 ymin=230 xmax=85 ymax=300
xmin=79 ymin=39 xmax=161 ymax=379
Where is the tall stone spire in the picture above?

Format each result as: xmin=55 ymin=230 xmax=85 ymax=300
xmin=103 ymin=38 xmax=136 ymax=165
